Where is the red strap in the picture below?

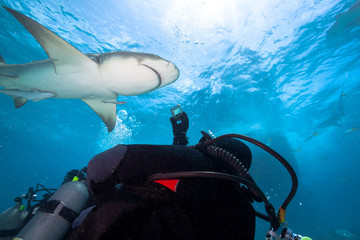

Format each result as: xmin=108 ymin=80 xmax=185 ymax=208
xmin=154 ymin=179 xmax=179 ymax=192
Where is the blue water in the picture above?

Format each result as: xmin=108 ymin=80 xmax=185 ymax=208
xmin=0 ymin=0 xmax=359 ymax=239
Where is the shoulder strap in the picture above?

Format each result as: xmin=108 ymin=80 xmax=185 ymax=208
xmin=39 ymin=200 xmax=78 ymax=223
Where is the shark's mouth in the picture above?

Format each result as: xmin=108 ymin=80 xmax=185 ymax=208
xmin=140 ymin=64 xmax=162 ymax=90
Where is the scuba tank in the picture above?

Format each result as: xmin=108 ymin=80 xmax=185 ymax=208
xmin=0 ymin=205 xmax=27 ymax=240
xmin=14 ymin=181 xmax=89 ymax=240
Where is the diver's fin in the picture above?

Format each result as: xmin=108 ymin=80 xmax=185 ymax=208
xmin=3 ymin=7 xmax=97 ymax=75
xmin=13 ymin=97 xmax=28 ymax=108
xmin=82 ymin=99 xmax=117 ymax=132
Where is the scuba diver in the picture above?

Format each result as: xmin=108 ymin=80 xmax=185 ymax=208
xmin=68 ymin=105 xmax=311 ymax=240
xmin=1 ymin=105 xmax=312 ymax=240
xmin=0 ymin=168 xmax=87 ymax=240
xmin=69 ymin=110 xmax=256 ymax=240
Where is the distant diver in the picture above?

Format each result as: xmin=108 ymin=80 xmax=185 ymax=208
xmin=0 ymin=7 xmax=180 ymax=132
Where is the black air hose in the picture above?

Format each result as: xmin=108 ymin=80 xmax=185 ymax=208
xmin=195 ymin=133 xmax=298 ymax=225
xmin=205 ymin=145 xmax=263 ymax=202
xmin=206 ymin=145 xmax=250 ymax=179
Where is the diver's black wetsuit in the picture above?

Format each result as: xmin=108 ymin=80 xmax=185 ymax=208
xmin=69 ymin=140 xmax=256 ymax=240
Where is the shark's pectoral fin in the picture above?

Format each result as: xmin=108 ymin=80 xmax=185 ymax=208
xmin=13 ymin=97 xmax=28 ymax=108
xmin=82 ymin=99 xmax=117 ymax=132
xmin=3 ymin=7 xmax=97 ymax=75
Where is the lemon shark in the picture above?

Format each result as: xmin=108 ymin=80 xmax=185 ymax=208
xmin=0 ymin=7 xmax=180 ymax=132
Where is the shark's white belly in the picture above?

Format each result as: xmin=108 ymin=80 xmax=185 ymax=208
xmin=11 ymin=60 xmax=114 ymax=99
xmin=7 ymin=57 xmax=166 ymax=99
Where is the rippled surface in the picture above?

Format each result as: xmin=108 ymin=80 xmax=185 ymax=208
xmin=0 ymin=0 xmax=359 ymax=238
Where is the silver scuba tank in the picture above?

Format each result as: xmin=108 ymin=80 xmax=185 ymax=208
xmin=0 ymin=205 xmax=27 ymax=240
xmin=14 ymin=181 xmax=89 ymax=240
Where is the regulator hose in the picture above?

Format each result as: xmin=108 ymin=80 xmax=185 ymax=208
xmin=205 ymin=145 xmax=263 ymax=202
xmin=196 ymin=133 xmax=298 ymax=221
xmin=206 ymin=145 xmax=250 ymax=179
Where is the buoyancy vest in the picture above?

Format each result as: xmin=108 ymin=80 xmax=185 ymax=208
xmin=71 ymin=142 xmax=256 ymax=240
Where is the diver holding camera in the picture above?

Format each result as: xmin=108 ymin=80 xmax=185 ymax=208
xmin=169 ymin=105 xmax=312 ymax=240
xmin=170 ymin=104 xmax=189 ymax=145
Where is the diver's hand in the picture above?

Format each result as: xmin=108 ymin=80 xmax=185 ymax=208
xmin=170 ymin=112 xmax=189 ymax=134
xmin=170 ymin=112 xmax=189 ymax=145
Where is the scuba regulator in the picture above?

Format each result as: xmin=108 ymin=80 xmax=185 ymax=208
xmin=266 ymin=224 xmax=313 ymax=240
xmin=150 ymin=132 xmax=312 ymax=240
xmin=15 ymin=184 xmax=57 ymax=213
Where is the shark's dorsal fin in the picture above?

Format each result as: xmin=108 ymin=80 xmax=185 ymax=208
xmin=3 ymin=7 xmax=97 ymax=75
xmin=13 ymin=97 xmax=28 ymax=108
xmin=82 ymin=99 xmax=117 ymax=132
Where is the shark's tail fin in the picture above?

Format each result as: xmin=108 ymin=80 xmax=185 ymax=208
xmin=0 ymin=54 xmax=18 ymax=88
xmin=0 ymin=54 xmax=6 ymax=65
xmin=0 ymin=56 xmax=28 ymax=108
xmin=0 ymin=54 xmax=7 ymax=87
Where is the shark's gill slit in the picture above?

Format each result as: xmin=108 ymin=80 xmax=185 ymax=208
xmin=140 ymin=64 xmax=162 ymax=89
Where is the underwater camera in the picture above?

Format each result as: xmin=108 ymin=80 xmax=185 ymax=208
xmin=170 ymin=104 xmax=184 ymax=120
